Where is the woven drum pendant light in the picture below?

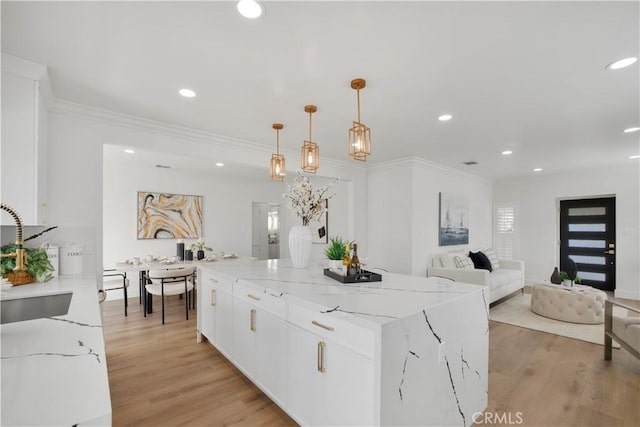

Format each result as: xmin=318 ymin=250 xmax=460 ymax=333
xmin=270 ymin=123 xmax=286 ymax=181
xmin=348 ymin=78 xmax=371 ymax=161
xmin=301 ymin=105 xmax=319 ymax=173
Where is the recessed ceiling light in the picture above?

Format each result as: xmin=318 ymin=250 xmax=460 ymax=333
xmin=237 ymin=0 xmax=263 ymax=18
xmin=605 ymin=57 xmax=638 ymax=70
xmin=623 ymin=127 xmax=640 ymax=133
xmin=179 ymin=88 xmax=196 ymax=98
xmin=438 ymin=114 xmax=453 ymax=121
xmin=630 ymin=155 xmax=640 ymax=160
xmin=215 ymin=162 xmax=224 ymax=167
xmin=124 ymin=149 xmax=135 ymax=154
xmin=502 ymin=150 xmax=513 ymax=155
xmin=533 ymin=168 xmax=543 ymax=172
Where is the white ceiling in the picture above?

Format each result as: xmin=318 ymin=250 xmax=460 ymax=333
xmin=2 ymin=1 xmax=639 ymax=180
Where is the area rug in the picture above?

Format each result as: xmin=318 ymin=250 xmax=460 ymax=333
xmin=489 ymin=293 xmax=619 ymax=347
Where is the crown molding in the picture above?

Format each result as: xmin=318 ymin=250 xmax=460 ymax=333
xmin=51 ymin=98 xmax=365 ymax=171
xmin=369 ymin=156 xmax=493 ymax=184
xmin=2 ymin=52 xmax=56 ymax=110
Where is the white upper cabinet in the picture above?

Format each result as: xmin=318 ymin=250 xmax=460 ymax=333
xmin=1 ymin=54 xmax=50 ymax=225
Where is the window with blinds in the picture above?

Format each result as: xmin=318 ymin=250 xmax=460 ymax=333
xmin=494 ymin=204 xmax=517 ymax=259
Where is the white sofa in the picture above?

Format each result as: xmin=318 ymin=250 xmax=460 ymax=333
xmin=427 ymin=252 xmax=525 ymax=303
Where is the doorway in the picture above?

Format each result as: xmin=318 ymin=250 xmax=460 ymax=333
xmin=559 ymin=197 xmax=615 ymax=291
xmin=252 ymin=202 xmax=281 ymax=260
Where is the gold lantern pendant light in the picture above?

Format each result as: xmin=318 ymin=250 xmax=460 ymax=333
xmin=301 ymin=105 xmax=319 ymax=173
xmin=270 ymin=123 xmax=286 ymax=181
xmin=349 ymin=78 xmax=371 ymax=161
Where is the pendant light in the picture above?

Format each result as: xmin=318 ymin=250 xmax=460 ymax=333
xmin=349 ymin=78 xmax=371 ymax=161
xmin=270 ymin=123 xmax=286 ymax=181
xmin=301 ymin=105 xmax=319 ymax=173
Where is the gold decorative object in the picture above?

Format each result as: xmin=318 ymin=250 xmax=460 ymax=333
xmin=0 ymin=203 xmax=33 ymax=285
xmin=270 ymin=123 xmax=286 ymax=181
xmin=348 ymin=78 xmax=371 ymax=161
xmin=301 ymin=105 xmax=319 ymax=173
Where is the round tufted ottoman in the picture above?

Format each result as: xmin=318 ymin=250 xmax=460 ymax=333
xmin=530 ymin=283 xmax=607 ymax=324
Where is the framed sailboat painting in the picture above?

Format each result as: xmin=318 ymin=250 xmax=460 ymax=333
xmin=438 ymin=192 xmax=469 ymax=246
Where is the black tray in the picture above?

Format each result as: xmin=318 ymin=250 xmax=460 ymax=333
xmin=323 ymin=268 xmax=382 ymax=283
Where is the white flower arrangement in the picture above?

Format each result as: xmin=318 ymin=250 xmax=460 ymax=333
xmin=283 ymin=172 xmax=339 ymax=226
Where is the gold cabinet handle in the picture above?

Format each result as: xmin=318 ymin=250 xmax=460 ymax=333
xmin=250 ymin=309 xmax=256 ymax=332
xmin=247 ymin=294 xmax=261 ymax=301
xmin=312 ymin=320 xmax=335 ymax=331
xmin=209 ymin=277 xmax=218 ymax=283
xmin=210 ymin=289 xmax=216 ymax=306
xmin=604 ymin=250 xmax=615 ymax=254
xmin=317 ymin=341 xmax=326 ymax=373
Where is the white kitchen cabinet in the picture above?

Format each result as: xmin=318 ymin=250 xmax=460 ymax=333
xmin=232 ymin=298 xmax=257 ymax=376
xmin=196 ymin=261 xmax=488 ymax=426
xmin=1 ymin=54 xmax=49 ymax=225
xmin=197 ymin=269 xmax=234 ymax=358
xmin=232 ymin=282 xmax=288 ymax=405
xmin=287 ymin=323 xmax=374 ymax=426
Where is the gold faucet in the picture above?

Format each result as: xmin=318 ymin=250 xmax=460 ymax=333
xmin=1 ymin=203 xmax=29 ymax=284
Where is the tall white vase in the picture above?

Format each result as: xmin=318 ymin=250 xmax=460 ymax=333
xmin=289 ymin=225 xmax=312 ymax=269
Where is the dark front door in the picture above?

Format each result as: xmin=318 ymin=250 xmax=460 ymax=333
xmin=560 ymin=197 xmax=616 ymax=291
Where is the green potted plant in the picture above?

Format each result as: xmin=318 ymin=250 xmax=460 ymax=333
xmin=191 ymin=239 xmax=213 ymax=260
xmin=325 ymin=237 xmax=352 ymax=271
xmin=559 ymin=271 xmax=581 ymax=286
xmin=1 ymin=243 xmax=55 ymax=283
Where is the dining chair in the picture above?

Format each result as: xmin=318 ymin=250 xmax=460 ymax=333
xmin=145 ymin=266 xmax=196 ymax=324
xmin=102 ymin=269 xmax=129 ymax=316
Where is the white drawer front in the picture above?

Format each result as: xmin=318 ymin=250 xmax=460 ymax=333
xmin=199 ymin=268 xmax=233 ymax=293
xmin=288 ymin=300 xmax=375 ymax=359
xmin=234 ymin=279 xmax=287 ymax=318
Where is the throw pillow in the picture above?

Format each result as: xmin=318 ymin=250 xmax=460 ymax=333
xmin=469 ymin=251 xmax=493 ymax=272
xmin=454 ymin=255 xmax=474 ymax=269
xmin=441 ymin=253 xmax=458 ymax=269
xmin=483 ymin=249 xmax=500 ymax=270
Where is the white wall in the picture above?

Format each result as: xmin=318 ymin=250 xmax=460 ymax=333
xmin=43 ymin=102 xmax=367 ymax=286
xmin=103 ymin=162 xmax=283 ymax=266
xmin=494 ymin=163 xmax=640 ymax=300
xmin=368 ymin=158 xmax=494 ymax=276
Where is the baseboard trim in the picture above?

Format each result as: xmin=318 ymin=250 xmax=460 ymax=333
xmin=614 ymin=290 xmax=640 ymax=301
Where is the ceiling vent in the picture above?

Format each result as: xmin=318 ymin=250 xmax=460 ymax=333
xmin=463 ymin=161 xmax=478 ymax=166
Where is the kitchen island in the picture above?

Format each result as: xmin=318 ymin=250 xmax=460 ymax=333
xmin=0 ymin=277 xmax=111 ymax=426
xmin=197 ymin=259 xmax=488 ymax=426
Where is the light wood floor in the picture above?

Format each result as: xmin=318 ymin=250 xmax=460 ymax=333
xmin=103 ymin=295 xmax=640 ymax=427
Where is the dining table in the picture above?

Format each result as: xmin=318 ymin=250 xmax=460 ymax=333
xmin=114 ymin=255 xmax=250 ymax=315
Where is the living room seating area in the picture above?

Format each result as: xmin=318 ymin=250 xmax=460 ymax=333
xmin=427 ymin=250 xmax=525 ymax=303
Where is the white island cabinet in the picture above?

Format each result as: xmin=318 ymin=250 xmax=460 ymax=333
xmin=197 ymin=259 xmax=488 ymax=427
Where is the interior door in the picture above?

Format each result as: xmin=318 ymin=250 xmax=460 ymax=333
xmin=559 ymin=197 xmax=615 ymax=291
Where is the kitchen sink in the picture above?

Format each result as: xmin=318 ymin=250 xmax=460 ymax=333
xmin=1 ymin=290 xmax=73 ymax=324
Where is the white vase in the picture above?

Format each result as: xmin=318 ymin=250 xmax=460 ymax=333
xmin=289 ymin=225 xmax=312 ymax=269
xmin=328 ymin=259 xmax=344 ymax=271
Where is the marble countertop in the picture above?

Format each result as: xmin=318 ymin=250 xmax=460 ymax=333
xmin=200 ymin=259 xmax=487 ymax=327
xmin=0 ymin=277 xmax=111 ymax=426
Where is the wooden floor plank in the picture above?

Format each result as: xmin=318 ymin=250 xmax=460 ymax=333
xmin=103 ymin=295 xmax=640 ymax=426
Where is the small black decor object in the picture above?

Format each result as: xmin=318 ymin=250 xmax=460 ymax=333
xmin=197 ymin=250 xmax=205 ymax=260
xmin=567 ymin=259 xmax=578 ymax=282
xmin=184 ymin=249 xmax=193 ymax=261
xmin=324 ymin=268 xmax=382 ymax=283
xmin=550 ymin=267 xmax=562 ymax=284
xmin=177 ymin=242 xmax=185 ymax=261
